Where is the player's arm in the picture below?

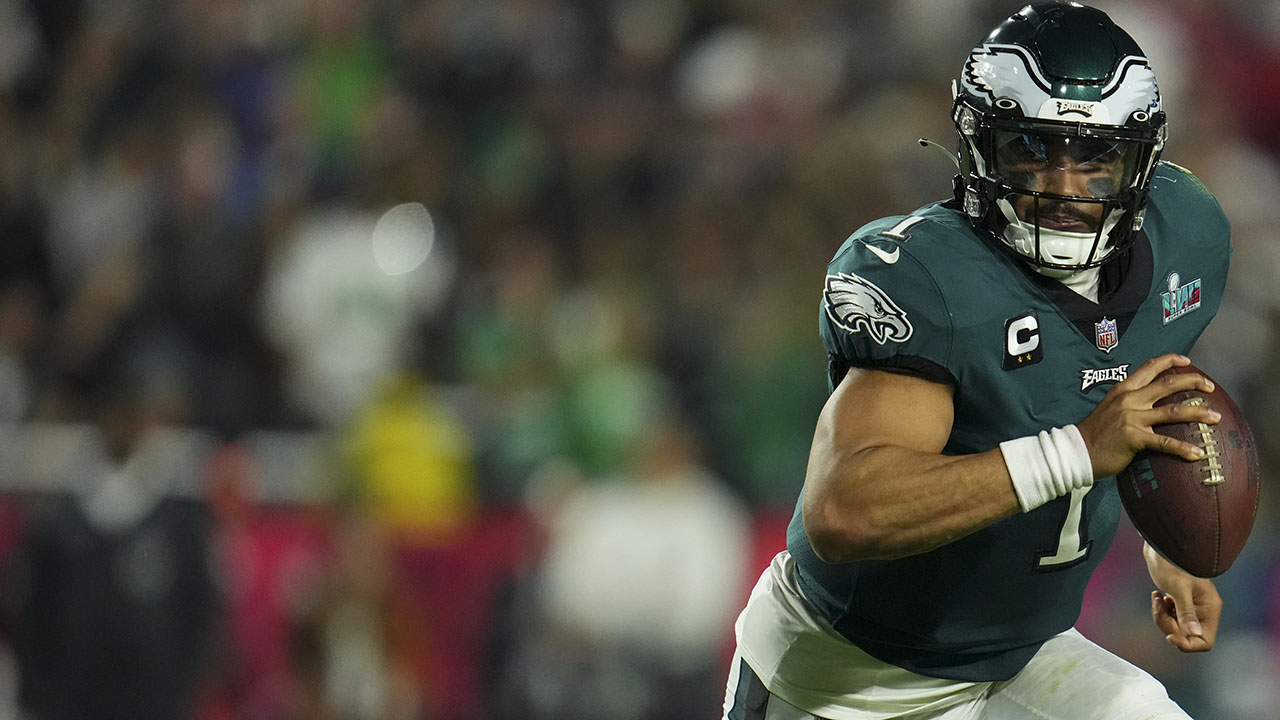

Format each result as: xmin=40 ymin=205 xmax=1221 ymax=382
xmin=802 ymin=367 xmax=1020 ymax=563
xmin=803 ymin=353 xmax=1220 ymax=564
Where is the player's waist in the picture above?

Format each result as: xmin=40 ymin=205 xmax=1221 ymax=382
xmin=736 ymin=552 xmax=987 ymax=718
xmin=787 ymin=547 xmax=1082 ymax=680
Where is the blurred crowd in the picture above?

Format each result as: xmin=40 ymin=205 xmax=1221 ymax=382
xmin=0 ymin=0 xmax=1278 ymax=719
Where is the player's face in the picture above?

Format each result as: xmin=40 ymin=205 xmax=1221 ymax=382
xmin=996 ymin=133 xmax=1132 ymax=233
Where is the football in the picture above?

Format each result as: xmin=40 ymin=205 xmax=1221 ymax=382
xmin=1115 ymin=364 xmax=1260 ymax=578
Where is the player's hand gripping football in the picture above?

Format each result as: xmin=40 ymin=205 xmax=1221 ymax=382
xmin=1075 ymin=353 xmax=1220 ymax=479
xmin=1144 ymin=542 xmax=1222 ymax=652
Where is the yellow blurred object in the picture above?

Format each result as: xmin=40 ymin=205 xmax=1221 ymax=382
xmin=346 ymin=374 xmax=477 ymax=546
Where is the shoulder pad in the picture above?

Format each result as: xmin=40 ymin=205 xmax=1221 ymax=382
xmin=1152 ymin=161 xmax=1215 ymax=200
xmin=1148 ymin=161 xmax=1229 ymax=244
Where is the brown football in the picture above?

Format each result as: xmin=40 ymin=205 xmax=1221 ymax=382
xmin=1115 ymin=364 xmax=1260 ymax=578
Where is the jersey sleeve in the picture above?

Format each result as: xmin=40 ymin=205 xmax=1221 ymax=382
xmin=1147 ymin=161 xmax=1232 ymax=332
xmin=819 ymin=219 xmax=957 ymax=389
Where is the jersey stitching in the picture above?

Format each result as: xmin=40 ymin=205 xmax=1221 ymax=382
xmin=866 ymin=212 xmax=959 ymax=371
xmin=890 ymin=221 xmax=956 ymax=370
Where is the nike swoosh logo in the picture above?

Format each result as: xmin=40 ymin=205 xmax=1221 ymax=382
xmin=866 ymin=244 xmax=900 ymax=264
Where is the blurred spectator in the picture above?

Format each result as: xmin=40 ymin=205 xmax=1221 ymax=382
xmin=450 ymin=227 xmax=571 ymax=497
xmin=286 ymin=511 xmax=422 ymax=720
xmin=0 ymin=100 xmax=53 ymax=423
xmin=294 ymin=0 xmax=389 ymax=193
xmin=259 ymin=199 xmax=453 ymax=428
xmin=204 ymin=440 xmax=333 ymax=720
xmin=11 ymin=350 xmax=219 ymax=720
xmin=0 ymin=282 xmax=45 ymax=422
xmin=344 ymin=373 xmax=476 ymax=545
xmin=498 ymin=403 xmax=750 ymax=720
xmin=340 ymin=371 xmax=483 ymax=720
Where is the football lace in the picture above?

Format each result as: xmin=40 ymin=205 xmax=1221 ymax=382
xmin=1183 ymin=397 xmax=1225 ymax=485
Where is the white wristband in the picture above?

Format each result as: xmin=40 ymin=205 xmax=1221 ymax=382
xmin=999 ymin=424 xmax=1095 ymax=512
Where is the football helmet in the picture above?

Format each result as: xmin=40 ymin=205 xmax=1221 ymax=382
xmin=953 ymin=2 xmax=1166 ymax=274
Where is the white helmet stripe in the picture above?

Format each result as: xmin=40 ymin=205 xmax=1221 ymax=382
xmin=963 ymin=45 xmax=1159 ymax=122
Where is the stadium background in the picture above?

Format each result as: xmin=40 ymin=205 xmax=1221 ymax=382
xmin=0 ymin=0 xmax=1278 ymax=718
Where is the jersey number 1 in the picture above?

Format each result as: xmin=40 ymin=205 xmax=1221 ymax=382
xmin=1037 ymin=486 xmax=1093 ymax=569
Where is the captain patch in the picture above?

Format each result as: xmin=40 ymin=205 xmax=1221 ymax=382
xmin=824 ymin=272 xmax=913 ymax=345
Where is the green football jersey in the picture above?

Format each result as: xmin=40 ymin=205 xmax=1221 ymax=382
xmin=786 ymin=162 xmax=1231 ymax=681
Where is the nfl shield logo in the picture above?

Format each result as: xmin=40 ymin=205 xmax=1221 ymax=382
xmin=1095 ymin=317 xmax=1118 ymax=353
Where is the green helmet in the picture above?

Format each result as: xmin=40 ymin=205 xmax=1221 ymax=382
xmin=953 ymin=2 xmax=1167 ymax=274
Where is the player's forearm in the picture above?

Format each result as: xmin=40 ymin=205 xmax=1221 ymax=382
xmin=802 ymin=444 xmax=1022 ymax=563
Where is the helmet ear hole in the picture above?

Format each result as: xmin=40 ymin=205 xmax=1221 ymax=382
xmin=994 ymin=98 xmax=1019 ymax=112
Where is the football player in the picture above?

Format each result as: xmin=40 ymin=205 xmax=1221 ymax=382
xmin=723 ymin=3 xmax=1228 ymax=719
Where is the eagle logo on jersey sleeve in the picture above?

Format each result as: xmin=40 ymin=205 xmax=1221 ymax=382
xmin=823 ymin=272 xmax=913 ymax=345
